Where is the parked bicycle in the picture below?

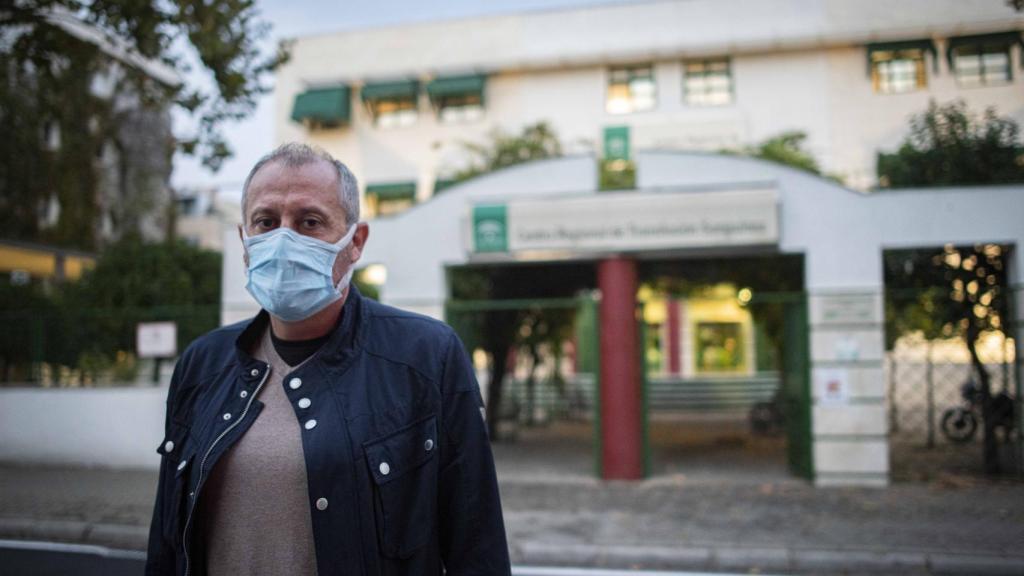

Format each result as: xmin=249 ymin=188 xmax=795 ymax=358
xmin=940 ymin=379 xmax=1017 ymax=443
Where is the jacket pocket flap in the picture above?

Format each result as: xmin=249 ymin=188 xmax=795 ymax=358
xmin=156 ymin=421 xmax=190 ymax=456
xmin=363 ymin=414 xmax=438 ymax=485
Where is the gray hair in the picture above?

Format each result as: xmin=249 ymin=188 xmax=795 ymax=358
xmin=241 ymin=142 xmax=360 ymax=226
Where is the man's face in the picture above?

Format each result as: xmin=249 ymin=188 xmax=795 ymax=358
xmin=241 ymin=159 xmax=366 ymax=287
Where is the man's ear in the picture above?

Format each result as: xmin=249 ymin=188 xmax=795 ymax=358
xmin=238 ymin=224 xmax=249 ymax=267
xmin=348 ymin=222 xmax=369 ymax=264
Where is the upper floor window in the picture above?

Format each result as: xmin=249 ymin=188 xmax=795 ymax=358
xmin=361 ymin=80 xmax=419 ymax=128
xmin=684 ymin=58 xmax=733 ymax=106
xmin=606 ymin=64 xmax=655 ymax=114
xmin=427 ymin=74 xmax=487 ymax=124
xmin=947 ymin=32 xmax=1018 ymax=88
xmin=867 ymin=40 xmax=936 ymax=95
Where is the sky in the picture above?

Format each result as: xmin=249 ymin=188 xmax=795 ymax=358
xmin=170 ymin=0 xmax=640 ymax=194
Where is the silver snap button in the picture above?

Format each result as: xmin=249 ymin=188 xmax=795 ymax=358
xmin=250 ymin=368 xmax=259 ymax=377
xmin=298 ymin=398 xmax=311 ymax=409
xmin=424 ymin=439 xmax=434 ymax=452
xmin=222 ymin=413 xmax=232 ymax=421
xmin=164 ymin=440 xmax=175 ymax=452
xmin=289 ymin=378 xmax=302 ymax=390
xmin=315 ymin=497 xmax=328 ymax=511
xmin=177 ymin=460 xmax=187 ymax=471
xmin=189 ymin=491 xmax=194 ymax=498
xmin=304 ymin=419 xmax=317 ymax=430
xmin=239 ymin=390 xmax=248 ymax=399
xmin=379 ymin=462 xmax=391 ymax=476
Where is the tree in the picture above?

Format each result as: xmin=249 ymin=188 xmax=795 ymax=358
xmin=0 ymin=1 xmax=287 ymax=249
xmin=877 ymin=100 xmax=1024 ymax=188
xmin=452 ymin=121 xmax=562 ymax=182
xmin=44 ymin=237 xmax=222 ymax=384
xmin=745 ymin=131 xmax=822 ymax=175
xmin=884 ymin=244 xmax=1011 ymax=474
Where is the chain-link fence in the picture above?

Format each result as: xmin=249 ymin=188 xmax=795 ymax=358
xmin=886 ymin=334 xmax=1019 ymax=481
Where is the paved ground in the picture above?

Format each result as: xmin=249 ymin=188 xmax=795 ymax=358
xmin=2 ymin=422 xmax=1023 ymax=575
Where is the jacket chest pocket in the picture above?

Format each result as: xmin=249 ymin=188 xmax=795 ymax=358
xmin=363 ymin=414 xmax=439 ymax=559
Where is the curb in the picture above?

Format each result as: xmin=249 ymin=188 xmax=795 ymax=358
xmin=0 ymin=518 xmax=149 ymax=552
xmin=516 ymin=541 xmax=1024 ymax=575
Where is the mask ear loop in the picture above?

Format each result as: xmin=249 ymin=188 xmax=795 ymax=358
xmin=332 ymin=222 xmax=361 ymax=292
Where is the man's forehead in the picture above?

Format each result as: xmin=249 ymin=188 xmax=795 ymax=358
xmin=246 ymin=159 xmax=344 ymax=212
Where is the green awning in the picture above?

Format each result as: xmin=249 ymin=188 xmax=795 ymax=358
xmin=291 ymin=86 xmax=351 ymax=125
xmin=866 ymin=39 xmax=937 ymax=75
xmin=433 ymin=178 xmax=458 ymax=194
xmin=360 ymin=80 xmax=419 ymax=102
xmin=366 ymin=182 xmax=416 ymax=200
xmin=426 ymin=74 xmax=486 ymax=102
xmin=946 ymin=31 xmax=1023 ymax=68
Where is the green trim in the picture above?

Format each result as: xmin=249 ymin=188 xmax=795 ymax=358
xmin=433 ymin=179 xmax=458 ymax=194
xmin=947 ymin=31 xmax=1023 ymax=69
xmin=866 ymin=39 xmax=938 ymax=75
xmin=360 ymin=80 xmax=419 ymax=102
xmin=291 ymin=86 xmax=351 ymax=125
xmin=426 ymin=74 xmax=486 ymax=101
xmin=445 ymin=297 xmax=582 ymax=312
xmin=638 ymin=304 xmax=651 ymax=479
xmin=365 ymin=182 xmax=416 ymax=200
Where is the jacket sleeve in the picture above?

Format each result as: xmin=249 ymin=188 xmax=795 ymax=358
xmin=437 ymin=331 xmax=511 ymax=575
xmin=144 ymin=350 xmax=190 ymax=576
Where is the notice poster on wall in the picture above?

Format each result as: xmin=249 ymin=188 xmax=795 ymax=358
xmin=816 ymin=368 xmax=850 ymax=406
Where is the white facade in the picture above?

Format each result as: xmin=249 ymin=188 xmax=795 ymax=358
xmin=275 ymin=0 xmax=1024 ymax=197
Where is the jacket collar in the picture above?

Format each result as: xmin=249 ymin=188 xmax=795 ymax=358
xmin=233 ymin=284 xmax=367 ymax=377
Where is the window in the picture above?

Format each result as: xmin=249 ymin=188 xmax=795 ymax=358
xmin=867 ymin=40 xmax=935 ymax=94
xmin=365 ymin=182 xmax=416 ymax=218
xmin=427 ymin=75 xmax=487 ymax=124
xmin=606 ymin=65 xmax=655 ymax=114
xmin=871 ymin=49 xmax=927 ymax=94
xmin=695 ymin=322 xmax=745 ymax=374
xmin=948 ymin=32 xmax=1017 ymax=88
xmin=361 ymin=81 xmax=420 ymax=128
xmin=291 ymin=86 xmax=351 ymax=128
xmin=684 ymin=59 xmax=733 ymax=106
xmin=369 ymin=97 xmax=417 ymax=128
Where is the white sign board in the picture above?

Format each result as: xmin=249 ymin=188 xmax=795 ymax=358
xmin=470 ymin=188 xmax=779 ymax=255
xmin=816 ymin=368 xmax=850 ymax=406
xmin=137 ymin=322 xmax=177 ymax=358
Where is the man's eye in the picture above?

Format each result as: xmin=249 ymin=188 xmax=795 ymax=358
xmin=255 ymin=218 xmax=275 ymax=228
xmin=302 ymin=219 xmax=321 ymax=229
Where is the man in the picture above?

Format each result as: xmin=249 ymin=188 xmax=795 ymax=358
xmin=145 ymin=143 xmax=511 ymax=576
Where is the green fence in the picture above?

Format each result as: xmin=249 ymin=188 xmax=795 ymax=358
xmin=0 ymin=306 xmax=219 ymax=386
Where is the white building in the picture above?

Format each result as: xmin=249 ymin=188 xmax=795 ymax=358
xmin=274 ymin=0 xmax=1024 ymax=203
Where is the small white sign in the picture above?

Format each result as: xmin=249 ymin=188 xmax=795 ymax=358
xmin=137 ymin=322 xmax=177 ymax=358
xmin=817 ymin=368 xmax=849 ymax=406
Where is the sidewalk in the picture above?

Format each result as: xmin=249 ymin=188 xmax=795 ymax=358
xmin=1 ymin=463 xmax=1023 ymax=575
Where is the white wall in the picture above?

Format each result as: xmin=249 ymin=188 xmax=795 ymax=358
xmin=0 ymin=388 xmax=166 ymax=470
xmin=274 ymin=0 xmax=1024 ymax=198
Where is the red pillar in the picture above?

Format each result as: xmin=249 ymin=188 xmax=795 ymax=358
xmin=667 ymin=298 xmax=681 ymax=376
xmin=598 ymin=257 xmax=643 ymax=480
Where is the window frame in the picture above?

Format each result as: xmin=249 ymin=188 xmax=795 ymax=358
xmin=682 ymin=57 xmax=734 ymax=106
xmin=606 ymin=64 xmax=657 ymax=115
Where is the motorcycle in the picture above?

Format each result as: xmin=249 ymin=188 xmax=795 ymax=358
xmin=940 ymin=379 xmax=1017 ymax=443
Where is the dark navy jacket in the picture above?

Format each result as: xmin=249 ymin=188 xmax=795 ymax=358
xmin=145 ymin=285 xmax=511 ymax=576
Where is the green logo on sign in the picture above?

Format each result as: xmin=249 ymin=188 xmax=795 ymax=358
xmin=473 ymin=205 xmax=508 ymax=253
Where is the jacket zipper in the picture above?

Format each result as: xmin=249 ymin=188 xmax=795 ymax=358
xmin=182 ymin=364 xmax=270 ymax=576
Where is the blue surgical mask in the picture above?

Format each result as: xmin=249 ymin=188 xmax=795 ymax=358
xmin=242 ymin=222 xmax=360 ymax=322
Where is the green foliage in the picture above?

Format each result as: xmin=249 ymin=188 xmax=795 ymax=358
xmin=0 ymin=238 xmax=222 ymax=384
xmin=0 ymin=1 xmax=287 ymax=250
xmin=877 ymin=100 xmax=1024 ymax=188
xmin=746 ymin=131 xmax=821 ymax=174
xmin=598 ymin=159 xmax=636 ymax=191
xmin=453 ymin=121 xmax=562 ymax=182
xmin=883 ymin=244 xmax=1009 ymax=350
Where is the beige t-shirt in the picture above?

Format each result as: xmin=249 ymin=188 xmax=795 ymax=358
xmin=198 ymin=326 xmax=319 ymax=575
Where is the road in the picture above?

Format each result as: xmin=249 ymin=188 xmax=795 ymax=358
xmin=0 ymin=539 xmax=783 ymax=576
